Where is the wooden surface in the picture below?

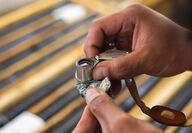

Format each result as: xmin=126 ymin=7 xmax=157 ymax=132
xmin=38 ymin=97 xmax=85 ymax=133
xmin=0 ymin=1 xmax=191 ymax=133
xmin=0 ymin=0 xmax=64 ymax=29
xmin=0 ymin=43 xmax=83 ymax=112
xmin=0 ymin=14 xmax=55 ymax=48
xmin=0 ymin=1 xmax=96 ymax=112
xmin=72 ymin=0 xmax=166 ymax=15
xmin=29 ymin=78 xmax=76 ymax=114
xmin=0 ymin=20 xmax=91 ymax=81
xmin=0 ymin=11 xmax=95 ymax=64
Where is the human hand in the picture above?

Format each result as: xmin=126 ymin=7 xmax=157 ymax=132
xmin=84 ymin=3 xmax=192 ymax=93
xmin=73 ymin=88 xmax=163 ymax=133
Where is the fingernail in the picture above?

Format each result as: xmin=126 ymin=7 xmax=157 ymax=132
xmin=86 ymin=89 xmax=103 ymax=104
xmin=93 ymin=67 xmax=108 ymax=80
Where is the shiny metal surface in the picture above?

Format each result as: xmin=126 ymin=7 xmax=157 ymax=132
xmin=75 ymin=58 xmax=97 ymax=82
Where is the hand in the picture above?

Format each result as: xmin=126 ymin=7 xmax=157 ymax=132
xmin=84 ymin=3 xmax=192 ymax=93
xmin=73 ymin=88 xmax=163 ymax=133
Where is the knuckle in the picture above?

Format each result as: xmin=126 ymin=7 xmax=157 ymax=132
xmin=91 ymin=18 xmax=100 ymax=27
xmin=110 ymin=60 xmax=127 ymax=79
xmin=90 ymin=94 xmax=111 ymax=113
xmin=109 ymin=115 xmax=130 ymax=132
xmin=137 ymin=48 xmax=152 ymax=73
xmin=126 ymin=2 xmax=143 ymax=11
xmin=111 ymin=115 xmax=139 ymax=132
xmin=83 ymin=44 xmax=88 ymax=53
xmin=128 ymin=2 xmax=143 ymax=9
xmin=83 ymin=43 xmax=91 ymax=57
xmin=125 ymin=2 xmax=145 ymax=17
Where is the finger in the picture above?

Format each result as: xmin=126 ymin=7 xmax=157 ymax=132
xmin=93 ymin=50 xmax=142 ymax=80
xmin=82 ymin=53 xmax=87 ymax=58
xmin=85 ymin=88 xmax=126 ymax=127
xmin=84 ymin=11 xmax=126 ymax=57
xmin=72 ymin=106 xmax=100 ymax=133
xmin=84 ymin=26 xmax=104 ymax=57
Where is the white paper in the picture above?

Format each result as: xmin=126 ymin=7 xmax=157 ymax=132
xmin=0 ymin=111 xmax=45 ymax=133
xmin=52 ymin=3 xmax=87 ymax=23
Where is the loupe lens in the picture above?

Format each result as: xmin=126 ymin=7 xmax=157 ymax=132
xmin=76 ymin=58 xmax=95 ymax=82
xmin=77 ymin=58 xmax=94 ymax=68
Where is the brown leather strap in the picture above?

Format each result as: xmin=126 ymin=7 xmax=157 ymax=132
xmin=125 ymin=79 xmax=150 ymax=115
xmin=125 ymin=78 xmax=192 ymax=126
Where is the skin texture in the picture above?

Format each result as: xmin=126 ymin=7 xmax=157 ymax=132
xmin=73 ymin=3 xmax=192 ymax=133
xmin=73 ymin=89 xmax=163 ymax=133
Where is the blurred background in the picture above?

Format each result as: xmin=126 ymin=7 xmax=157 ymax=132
xmin=0 ymin=0 xmax=191 ymax=133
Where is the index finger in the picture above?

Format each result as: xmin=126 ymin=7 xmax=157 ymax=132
xmin=84 ymin=12 xmax=124 ymax=57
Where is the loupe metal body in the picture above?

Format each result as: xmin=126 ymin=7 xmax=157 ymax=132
xmin=75 ymin=57 xmax=110 ymax=98
xmin=75 ymin=58 xmax=98 ymax=83
xmin=75 ymin=49 xmax=128 ymax=83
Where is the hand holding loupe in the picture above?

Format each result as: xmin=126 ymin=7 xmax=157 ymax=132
xmin=75 ymin=49 xmax=192 ymax=126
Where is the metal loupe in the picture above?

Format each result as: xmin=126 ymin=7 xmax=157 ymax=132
xmin=75 ymin=58 xmax=97 ymax=83
xmin=75 ymin=49 xmax=128 ymax=83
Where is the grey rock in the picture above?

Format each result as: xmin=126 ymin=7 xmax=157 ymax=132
xmin=75 ymin=77 xmax=111 ymax=98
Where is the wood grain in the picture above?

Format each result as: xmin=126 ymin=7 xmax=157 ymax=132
xmin=119 ymin=0 xmax=164 ymax=9
xmin=0 ymin=43 xmax=84 ymax=113
xmin=72 ymin=0 xmax=117 ymax=15
xmin=29 ymin=78 xmax=76 ymax=114
xmin=0 ymin=11 xmax=95 ymax=64
xmin=38 ymin=97 xmax=85 ymax=133
xmin=0 ymin=22 xmax=90 ymax=81
xmin=72 ymin=0 xmax=165 ymax=15
xmin=128 ymin=71 xmax=192 ymax=120
xmin=0 ymin=14 xmax=54 ymax=47
xmin=0 ymin=0 xmax=64 ymax=29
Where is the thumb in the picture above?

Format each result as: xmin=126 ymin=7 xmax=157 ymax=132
xmin=86 ymin=88 xmax=126 ymax=127
xmin=93 ymin=51 xmax=141 ymax=80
